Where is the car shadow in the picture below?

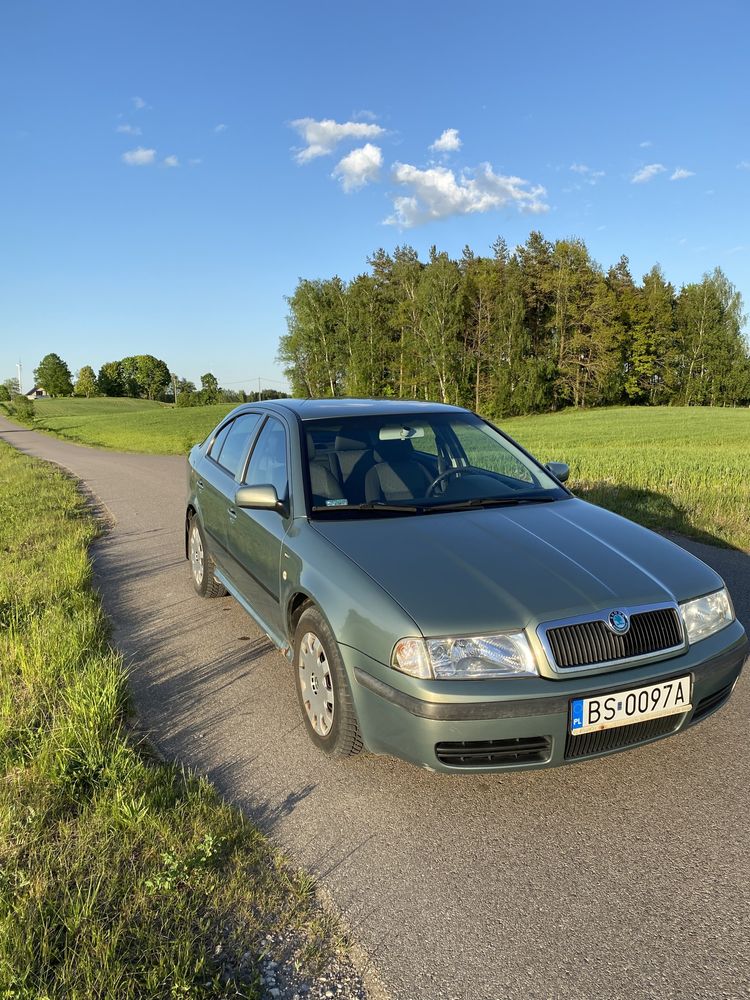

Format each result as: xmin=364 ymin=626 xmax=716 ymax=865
xmin=575 ymin=480 xmax=742 ymax=550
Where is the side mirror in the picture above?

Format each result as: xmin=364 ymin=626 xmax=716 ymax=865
xmin=545 ymin=462 xmax=570 ymax=484
xmin=234 ymin=484 xmax=287 ymax=514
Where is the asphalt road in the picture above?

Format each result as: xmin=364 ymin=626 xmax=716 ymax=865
xmin=2 ymin=415 xmax=749 ymax=1000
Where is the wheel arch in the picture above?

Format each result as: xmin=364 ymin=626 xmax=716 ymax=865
xmin=185 ymin=504 xmax=197 ymax=559
xmin=287 ymin=590 xmax=315 ymax=639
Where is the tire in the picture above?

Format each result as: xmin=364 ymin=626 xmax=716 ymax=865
xmin=294 ymin=606 xmax=363 ymax=758
xmin=188 ymin=515 xmax=226 ymax=598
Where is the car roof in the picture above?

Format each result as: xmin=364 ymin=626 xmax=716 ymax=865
xmin=255 ymin=398 xmax=469 ymax=420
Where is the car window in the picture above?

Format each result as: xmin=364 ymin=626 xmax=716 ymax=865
xmin=450 ymin=421 xmax=534 ymax=484
xmin=244 ymin=417 xmax=288 ymax=498
xmin=208 ymin=420 xmax=233 ymax=460
xmin=215 ymin=413 xmax=262 ymax=477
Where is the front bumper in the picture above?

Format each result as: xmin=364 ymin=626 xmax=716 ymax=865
xmin=343 ymin=621 xmax=748 ymax=773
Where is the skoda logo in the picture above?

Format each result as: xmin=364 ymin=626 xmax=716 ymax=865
xmin=608 ymin=610 xmax=630 ymax=634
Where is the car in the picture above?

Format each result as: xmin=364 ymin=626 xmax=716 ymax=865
xmin=185 ymin=398 xmax=747 ymax=772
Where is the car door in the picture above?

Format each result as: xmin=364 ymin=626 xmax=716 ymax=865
xmin=197 ymin=412 xmax=262 ymax=573
xmin=226 ymin=415 xmax=290 ymax=640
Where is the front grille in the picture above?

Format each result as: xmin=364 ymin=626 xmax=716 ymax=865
xmin=565 ymin=713 xmax=683 ymax=760
xmin=546 ymin=607 xmax=682 ymax=669
xmin=435 ymin=736 xmax=551 ymax=767
xmin=691 ymin=682 xmax=734 ymax=724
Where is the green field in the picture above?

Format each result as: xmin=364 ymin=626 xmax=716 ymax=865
xmin=502 ymin=406 xmax=750 ymax=550
xmin=28 ymin=397 xmax=236 ymax=454
xmin=0 ymin=442 xmax=351 ymax=998
xmin=5 ymin=397 xmax=750 ymax=550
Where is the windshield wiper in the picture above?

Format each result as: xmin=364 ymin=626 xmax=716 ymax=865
xmin=312 ymin=501 xmax=423 ymax=514
xmin=425 ymin=495 xmax=556 ymax=513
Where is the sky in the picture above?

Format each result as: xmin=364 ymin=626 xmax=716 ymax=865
xmin=2 ymin=0 xmax=749 ymax=394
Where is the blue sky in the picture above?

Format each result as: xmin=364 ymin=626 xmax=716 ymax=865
xmin=2 ymin=0 xmax=749 ymax=393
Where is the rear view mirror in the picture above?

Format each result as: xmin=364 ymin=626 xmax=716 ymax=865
xmin=235 ymin=484 xmax=285 ymax=513
xmin=545 ymin=462 xmax=570 ymax=483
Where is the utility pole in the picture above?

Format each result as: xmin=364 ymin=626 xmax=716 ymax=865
xmin=258 ymin=376 xmax=262 ymax=401
xmin=171 ymin=372 xmax=178 ymax=404
xmin=16 ymin=361 xmax=22 ymax=395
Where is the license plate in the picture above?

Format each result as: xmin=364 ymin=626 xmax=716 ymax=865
xmin=570 ymin=675 xmax=692 ymax=735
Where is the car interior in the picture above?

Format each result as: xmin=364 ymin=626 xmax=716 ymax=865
xmin=303 ymin=418 xmax=542 ymax=508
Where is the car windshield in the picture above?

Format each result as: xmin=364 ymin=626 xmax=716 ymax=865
xmin=303 ymin=413 xmax=567 ymax=515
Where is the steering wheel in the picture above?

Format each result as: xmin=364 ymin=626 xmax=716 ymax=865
xmin=426 ymin=465 xmax=493 ymax=497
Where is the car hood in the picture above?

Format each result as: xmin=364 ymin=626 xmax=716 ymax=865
xmin=311 ymin=498 xmax=724 ymax=636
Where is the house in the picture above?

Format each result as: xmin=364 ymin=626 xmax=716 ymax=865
xmin=25 ymin=385 xmax=48 ymax=399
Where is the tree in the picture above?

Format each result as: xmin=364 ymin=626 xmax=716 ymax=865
xmin=199 ymin=372 xmax=220 ymax=405
xmin=175 ymin=378 xmax=198 ymax=407
xmin=278 ymin=236 xmax=748 ymax=417
xmin=279 ymin=278 xmax=347 ymax=397
xmin=74 ymin=365 xmax=98 ymax=398
xmin=416 ymin=250 xmax=463 ymax=404
xmin=0 ymin=377 xmax=20 ymax=401
xmin=34 ymin=353 xmax=72 ymax=397
xmin=135 ymin=355 xmax=171 ymax=400
xmin=97 ymin=361 xmax=124 ymax=396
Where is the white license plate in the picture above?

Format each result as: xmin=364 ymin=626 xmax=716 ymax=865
xmin=570 ymin=675 xmax=692 ymax=735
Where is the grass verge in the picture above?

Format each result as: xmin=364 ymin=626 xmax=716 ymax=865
xmin=0 ymin=441 xmax=347 ymax=999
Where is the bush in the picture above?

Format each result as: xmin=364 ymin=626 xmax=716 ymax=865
xmin=10 ymin=396 xmax=35 ymax=422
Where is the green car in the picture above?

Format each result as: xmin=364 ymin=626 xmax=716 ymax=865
xmin=185 ymin=399 xmax=747 ymax=772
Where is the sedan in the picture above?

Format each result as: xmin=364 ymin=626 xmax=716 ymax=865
xmin=185 ymin=399 xmax=747 ymax=772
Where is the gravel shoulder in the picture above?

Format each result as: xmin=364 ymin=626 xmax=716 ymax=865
xmin=1 ymin=415 xmax=748 ymax=1000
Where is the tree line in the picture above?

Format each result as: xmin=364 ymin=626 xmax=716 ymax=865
xmin=1 ymin=354 xmax=287 ymax=407
xmin=279 ymin=233 xmax=750 ymax=415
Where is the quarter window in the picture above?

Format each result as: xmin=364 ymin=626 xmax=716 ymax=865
xmin=215 ymin=413 xmax=262 ymax=477
xmin=208 ymin=420 xmax=232 ymax=460
xmin=244 ymin=417 xmax=288 ymax=498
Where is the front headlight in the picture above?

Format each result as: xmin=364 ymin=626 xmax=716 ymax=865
xmin=680 ymin=588 xmax=734 ymax=644
xmin=392 ymin=632 xmax=538 ymax=679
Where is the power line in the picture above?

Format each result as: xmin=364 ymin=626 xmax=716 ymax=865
xmin=217 ymin=376 xmax=288 ymax=386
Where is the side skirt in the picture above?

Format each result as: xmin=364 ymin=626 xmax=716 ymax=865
xmin=213 ymin=568 xmax=292 ymax=659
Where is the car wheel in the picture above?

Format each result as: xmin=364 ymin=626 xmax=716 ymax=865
xmin=188 ymin=516 xmax=226 ymax=598
xmin=294 ymin=606 xmax=363 ymax=757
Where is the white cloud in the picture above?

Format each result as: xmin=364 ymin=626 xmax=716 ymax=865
xmin=122 ymin=146 xmax=156 ymax=166
xmin=631 ymin=163 xmax=666 ymax=184
xmin=352 ymin=109 xmax=378 ymax=122
xmin=385 ymin=162 xmax=548 ymax=228
xmin=290 ymin=117 xmax=385 ymax=163
xmin=737 ymin=160 xmax=750 ymax=170
xmin=332 ymin=143 xmax=382 ymax=191
xmin=132 ymin=96 xmax=147 ymax=110
xmin=189 ymin=158 xmax=202 ymax=166
xmin=640 ymin=140 xmax=652 ymax=148
xmin=214 ymin=123 xmax=227 ymax=133
xmin=116 ymin=124 xmax=142 ymax=135
xmin=163 ymin=155 xmax=179 ymax=168
xmin=670 ymin=167 xmax=694 ymax=180
xmin=429 ymin=128 xmax=462 ymax=154
xmin=569 ymin=163 xmax=605 ymax=184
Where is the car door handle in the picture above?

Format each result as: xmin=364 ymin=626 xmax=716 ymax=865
xmin=228 ymin=507 xmax=237 ymax=521
xmin=197 ymin=479 xmax=205 ymax=491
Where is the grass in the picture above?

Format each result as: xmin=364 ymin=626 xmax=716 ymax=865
xmin=5 ymin=397 xmax=750 ymax=549
xmin=502 ymin=406 xmax=750 ymax=550
xmin=18 ymin=397 xmax=237 ymax=454
xmin=0 ymin=442 xmax=347 ymax=999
